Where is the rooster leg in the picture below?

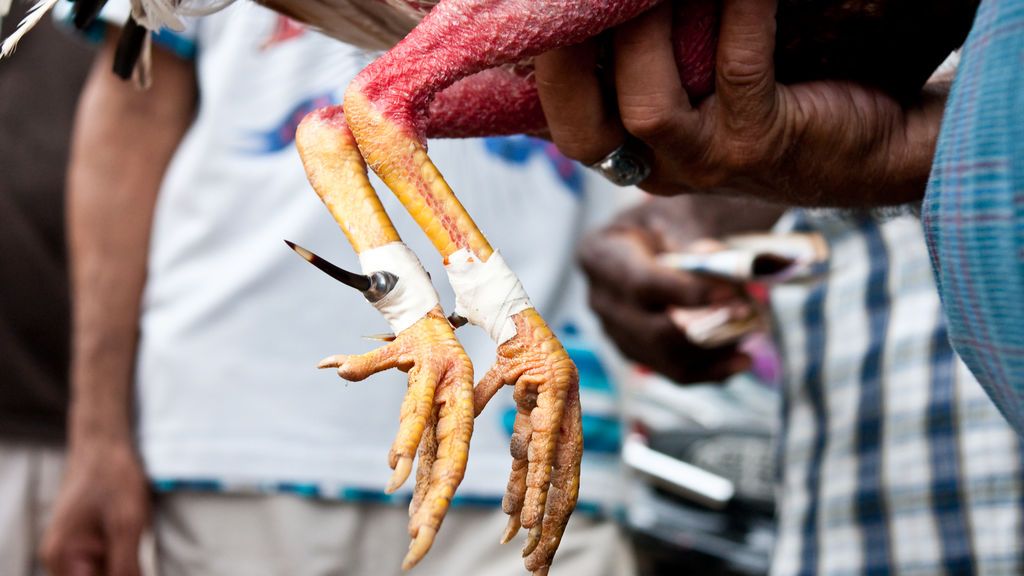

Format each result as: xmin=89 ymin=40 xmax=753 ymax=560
xmin=341 ymin=6 xmax=663 ymax=573
xmin=295 ymin=107 xmax=474 ymax=569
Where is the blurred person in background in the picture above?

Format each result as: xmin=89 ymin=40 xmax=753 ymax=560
xmin=41 ymin=3 xmax=635 ymax=575
xmin=0 ymin=10 xmax=93 ymax=576
xmin=581 ymin=195 xmax=1024 ymax=574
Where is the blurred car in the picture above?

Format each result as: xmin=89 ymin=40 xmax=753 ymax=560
xmin=621 ymin=368 xmax=780 ymax=576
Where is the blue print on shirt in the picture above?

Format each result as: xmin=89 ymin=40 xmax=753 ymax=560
xmin=244 ymin=92 xmax=339 ymax=154
xmin=483 ymin=136 xmax=584 ymax=197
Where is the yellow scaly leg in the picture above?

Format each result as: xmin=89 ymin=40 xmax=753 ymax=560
xmin=296 ymin=107 xmax=475 ymax=570
xmin=345 ymin=87 xmax=582 ymax=576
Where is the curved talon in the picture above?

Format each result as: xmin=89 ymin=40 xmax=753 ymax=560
xmin=387 ymin=456 xmax=414 ymax=494
xmin=500 ymin=514 xmax=521 ymax=545
xmin=522 ymin=525 xmax=542 ymax=557
xmin=317 ymin=354 xmax=347 ymax=369
xmin=402 ymin=526 xmax=437 ymax=571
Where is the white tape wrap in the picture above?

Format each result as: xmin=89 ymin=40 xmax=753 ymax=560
xmin=445 ymin=249 xmax=533 ymax=345
xmin=358 ymin=243 xmax=440 ymax=334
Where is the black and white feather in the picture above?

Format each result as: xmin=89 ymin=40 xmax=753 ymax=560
xmin=1 ymin=0 xmax=61 ymax=57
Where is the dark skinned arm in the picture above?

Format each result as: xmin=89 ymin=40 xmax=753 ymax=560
xmin=41 ymin=33 xmax=196 ymax=576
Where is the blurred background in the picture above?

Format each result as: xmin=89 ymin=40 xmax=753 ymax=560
xmin=2 ymin=4 xmax=1022 ymax=576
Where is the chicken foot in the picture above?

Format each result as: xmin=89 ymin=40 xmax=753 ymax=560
xmin=295 ymin=108 xmax=474 ymax=570
xmin=338 ymin=3 xmax=675 ymax=573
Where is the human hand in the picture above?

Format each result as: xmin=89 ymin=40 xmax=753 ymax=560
xmin=41 ymin=437 xmax=150 ymax=576
xmin=579 ymin=196 xmax=780 ymax=383
xmin=536 ymin=0 xmax=949 ymax=207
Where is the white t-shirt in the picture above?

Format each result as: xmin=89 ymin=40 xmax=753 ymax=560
xmin=86 ymin=2 xmax=631 ymax=512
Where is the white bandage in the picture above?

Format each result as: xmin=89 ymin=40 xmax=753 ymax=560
xmin=358 ymin=243 xmax=440 ymax=334
xmin=445 ymin=249 xmax=532 ymax=345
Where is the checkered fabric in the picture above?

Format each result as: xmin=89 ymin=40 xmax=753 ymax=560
xmin=771 ymin=211 xmax=1024 ymax=576
xmin=923 ymin=0 xmax=1024 ymax=435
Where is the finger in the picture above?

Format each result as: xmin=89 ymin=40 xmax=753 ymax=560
xmin=590 ymin=290 xmax=745 ymax=383
xmin=583 ymin=229 xmax=729 ymax=308
xmin=631 ymin=267 xmax=735 ymax=310
xmin=41 ymin=512 xmax=105 ymax=576
xmin=405 ymin=367 xmax=474 ymax=570
xmin=525 ymin=384 xmax=582 ymax=574
xmin=715 ymin=0 xmax=779 ymax=131
xmin=387 ymin=364 xmax=440 ymax=493
xmin=68 ymin=559 xmax=99 ymax=576
xmin=589 ymin=289 xmax=689 ymax=351
xmin=319 ymin=342 xmax=407 ymax=381
xmin=44 ymin=543 xmax=101 ymax=576
xmin=613 ymin=3 xmax=699 ymax=146
xmin=535 ymin=38 xmax=625 ymax=164
xmin=105 ymin=511 xmax=145 ymax=576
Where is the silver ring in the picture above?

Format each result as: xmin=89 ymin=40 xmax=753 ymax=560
xmin=588 ymin=140 xmax=651 ymax=187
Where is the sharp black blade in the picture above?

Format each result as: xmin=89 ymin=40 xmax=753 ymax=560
xmin=112 ymin=15 xmax=147 ymax=80
xmin=284 ymin=240 xmax=372 ymax=292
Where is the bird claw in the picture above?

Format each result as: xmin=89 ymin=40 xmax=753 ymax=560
xmin=319 ymin=306 xmax=474 ymax=570
xmin=475 ymin=308 xmax=582 ymax=574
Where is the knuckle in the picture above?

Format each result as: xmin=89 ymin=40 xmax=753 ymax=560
xmin=717 ymin=52 xmax=768 ymax=90
xmin=620 ymin=104 xmax=677 ymax=142
xmin=552 ymin=132 xmax=607 ymax=164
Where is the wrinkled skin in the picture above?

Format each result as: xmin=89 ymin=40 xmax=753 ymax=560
xmin=318 ymin=307 xmax=474 ymax=570
xmin=473 ymin=310 xmax=582 ymax=573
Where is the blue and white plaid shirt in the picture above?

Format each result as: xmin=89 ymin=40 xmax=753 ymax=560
xmin=770 ymin=211 xmax=1024 ymax=576
xmin=923 ymin=0 xmax=1024 ymax=435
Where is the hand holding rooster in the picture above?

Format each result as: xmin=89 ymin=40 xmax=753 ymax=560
xmin=538 ymin=0 xmax=956 ymax=207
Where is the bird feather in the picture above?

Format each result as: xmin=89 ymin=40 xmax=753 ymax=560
xmin=379 ymin=0 xmax=437 ymax=20
xmin=1 ymin=0 xmax=61 ymax=58
xmin=129 ymin=0 xmax=185 ymax=32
